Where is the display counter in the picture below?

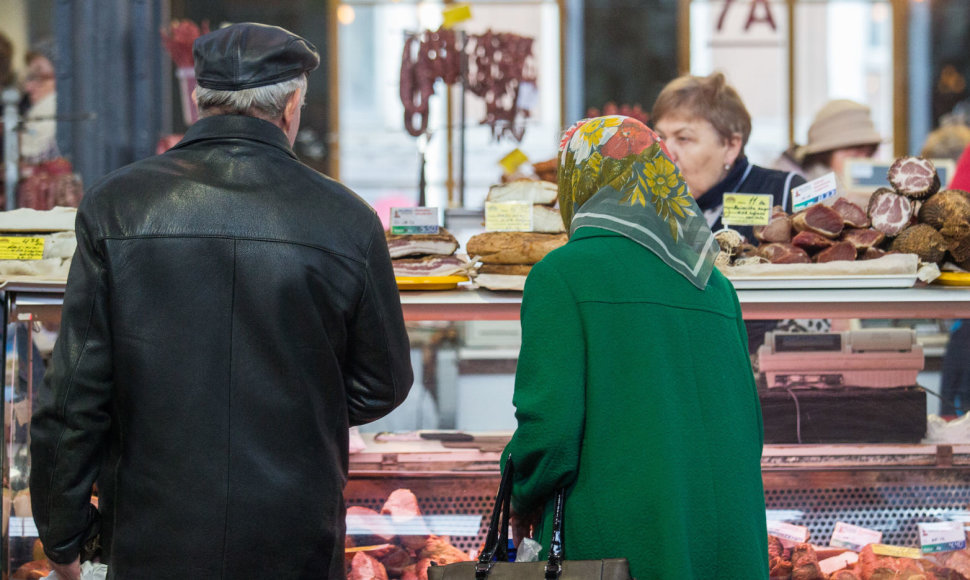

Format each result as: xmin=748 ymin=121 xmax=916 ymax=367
xmin=3 ymin=281 xmax=970 ymax=567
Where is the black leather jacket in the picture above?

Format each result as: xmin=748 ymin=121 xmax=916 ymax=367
xmin=30 ymin=115 xmax=414 ymax=579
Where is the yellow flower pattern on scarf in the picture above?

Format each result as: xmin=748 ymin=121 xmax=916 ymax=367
xmin=620 ymin=148 xmax=696 ymax=241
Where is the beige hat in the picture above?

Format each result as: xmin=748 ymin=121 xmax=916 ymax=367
xmin=794 ymin=99 xmax=883 ymax=162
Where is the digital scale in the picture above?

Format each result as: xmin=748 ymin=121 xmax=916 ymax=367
xmin=758 ymin=328 xmax=924 ymax=388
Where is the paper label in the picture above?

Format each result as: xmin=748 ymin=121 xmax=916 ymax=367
xmin=871 ymin=544 xmax=923 ymax=559
xmin=485 ymin=201 xmax=533 ymax=232
xmin=722 ymin=193 xmax=773 ymax=226
xmin=818 ymin=551 xmax=859 ymax=576
xmin=441 ymin=4 xmax=472 ymax=28
xmin=766 ymin=521 xmax=809 ymax=544
xmin=792 ymin=172 xmax=838 ymax=212
xmin=499 ymin=148 xmax=530 ymax=175
xmin=830 ymin=521 xmax=882 ymax=552
xmin=390 ymin=207 xmax=440 ymax=235
xmin=0 ymin=237 xmax=44 ymax=260
xmin=8 ymin=517 xmax=38 ymax=538
xmin=919 ymin=521 xmax=967 ymax=553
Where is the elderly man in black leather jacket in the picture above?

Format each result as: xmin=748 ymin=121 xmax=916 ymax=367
xmin=30 ymin=23 xmax=413 ymax=580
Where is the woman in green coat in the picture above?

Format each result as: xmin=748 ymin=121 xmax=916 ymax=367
xmin=503 ymin=116 xmax=768 ymax=579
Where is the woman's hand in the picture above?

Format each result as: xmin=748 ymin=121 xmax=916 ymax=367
xmin=48 ymin=557 xmax=81 ymax=580
xmin=510 ymin=507 xmax=540 ymax=548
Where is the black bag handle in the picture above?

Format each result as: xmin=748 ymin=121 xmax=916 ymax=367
xmin=477 ymin=455 xmax=569 ymax=579
xmin=475 ymin=456 xmax=515 ymax=577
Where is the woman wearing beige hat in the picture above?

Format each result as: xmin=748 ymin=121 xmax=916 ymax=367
xmin=793 ymin=99 xmax=884 ymax=181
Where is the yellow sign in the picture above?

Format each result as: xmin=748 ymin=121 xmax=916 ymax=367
xmin=0 ymin=237 xmax=45 ymax=260
xmin=870 ymin=544 xmax=922 ymax=559
xmin=722 ymin=193 xmax=773 ymax=226
xmin=485 ymin=201 xmax=533 ymax=232
xmin=441 ymin=4 xmax=473 ymax=28
xmin=499 ymin=148 xmax=529 ymax=175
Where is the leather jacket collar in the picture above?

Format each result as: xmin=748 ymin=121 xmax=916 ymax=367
xmin=173 ymin=114 xmax=298 ymax=160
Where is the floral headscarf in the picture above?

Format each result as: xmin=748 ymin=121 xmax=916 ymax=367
xmin=558 ymin=115 xmax=719 ymax=289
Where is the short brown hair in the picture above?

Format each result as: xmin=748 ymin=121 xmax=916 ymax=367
xmin=651 ymin=71 xmax=752 ymax=147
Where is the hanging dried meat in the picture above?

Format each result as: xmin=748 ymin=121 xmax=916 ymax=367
xmin=399 ymin=28 xmax=537 ymax=141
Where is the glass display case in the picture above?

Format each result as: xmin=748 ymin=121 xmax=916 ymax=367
xmin=3 ymin=280 xmax=970 ymax=575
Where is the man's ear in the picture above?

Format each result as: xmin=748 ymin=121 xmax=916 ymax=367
xmin=282 ymin=88 xmax=302 ymax=126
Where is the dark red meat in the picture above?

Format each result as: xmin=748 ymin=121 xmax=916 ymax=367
xmin=814 ymin=241 xmax=857 ymax=263
xmin=791 ymin=230 xmax=835 ymax=253
xmin=832 ymin=197 xmax=870 ymax=228
xmin=867 ymin=187 xmax=914 ymax=236
xmin=792 ymin=204 xmax=844 ymax=238
xmin=758 ymin=243 xmax=811 ymax=264
xmin=888 ymin=155 xmax=940 ymax=199
xmin=841 ymin=228 xmax=886 ymax=251
xmin=754 ymin=213 xmax=793 ymax=243
xmin=861 ymin=247 xmax=891 ymax=260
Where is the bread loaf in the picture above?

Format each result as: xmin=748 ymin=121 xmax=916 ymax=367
xmin=466 ymin=232 xmax=567 ymax=264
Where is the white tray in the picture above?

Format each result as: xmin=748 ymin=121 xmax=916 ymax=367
xmin=727 ymin=274 xmax=917 ymax=290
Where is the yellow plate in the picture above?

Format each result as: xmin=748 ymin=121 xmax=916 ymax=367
xmin=935 ymin=272 xmax=970 ymax=286
xmin=396 ymin=275 xmax=469 ymax=291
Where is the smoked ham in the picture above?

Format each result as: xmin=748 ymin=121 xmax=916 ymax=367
xmin=868 ymin=188 xmax=914 ymax=236
xmin=392 ymin=255 xmax=469 ymax=277
xmin=757 ymin=243 xmax=811 ymax=264
xmin=832 ymin=197 xmax=870 ymax=228
xmin=814 ymin=241 xmax=857 ymax=263
xmin=888 ymin=156 xmax=940 ymax=199
xmin=841 ymin=228 xmax=886 ymax=252
xmin=791 ymin=230 xmax=835 ymax=253
xmin=349 ymin=552 xmax=389 ymax=580
xmin=792 ymin=204 xmax=844 ymax=238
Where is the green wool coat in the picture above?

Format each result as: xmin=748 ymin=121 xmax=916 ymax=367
xmin=503 ymin=227 xmax=768 ymax=579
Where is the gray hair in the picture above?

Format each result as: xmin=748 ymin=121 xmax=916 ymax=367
xmin=195 ymin=74 xmax=306 ymax=120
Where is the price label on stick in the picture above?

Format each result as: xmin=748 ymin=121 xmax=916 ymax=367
xmin=918 ymin=521 xmax=967 ymax=553
xmin=441 ymin=4 xmax=473 ymax=28
xmin=485 ymin=201 xmax=533 ymax=232
xmin=722 ymin=193 xmax=772 ymax=226
xmin=499 ymin=148 xmax=529 ymax=175
xmin=0 ymin=237 xmax=45 ymax=260
xmin=792 ymin=172 xmax=838 ymax=212
xmin=390 ymin=207 xmax=440 ymax=235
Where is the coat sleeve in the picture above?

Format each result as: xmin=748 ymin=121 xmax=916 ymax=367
xmin=29 ymin=203 xmax=110 ymax=564
xmin=344 ymin=216 xmax=413 ymax=426
xmin=503 ymin=260 xmax=586 ymax=515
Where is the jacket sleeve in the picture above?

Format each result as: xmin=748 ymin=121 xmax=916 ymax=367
xmin=502 ymin=260 xmax=586 ymax=515
xmin=29 ymin=203 xmax=111 ymax=564
xmin=344 ymin=216 xmax=413 ymax=426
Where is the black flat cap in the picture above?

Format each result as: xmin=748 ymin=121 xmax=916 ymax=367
xmin=193 ymin=22 xmax=320 ymax=90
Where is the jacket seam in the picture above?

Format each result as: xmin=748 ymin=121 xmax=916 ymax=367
xmin=100 ymin=234 xmax=366 ymax=265
xmin=575 ymin=298 xmax=736 ymax=319
xmin=45 ymin=258 xmax=104 ymax=562
xmin=221 ymin=239 xmax=237 ymax=579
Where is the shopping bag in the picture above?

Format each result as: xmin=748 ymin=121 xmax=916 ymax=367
xmin=427 ymin=457 xmax=632 ymax=579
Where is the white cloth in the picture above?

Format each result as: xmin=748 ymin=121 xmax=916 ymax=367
xmin=41 ymin=562 xmax=108 ymax=580
xmin=20 ymin=92 xmax=59 ymax=162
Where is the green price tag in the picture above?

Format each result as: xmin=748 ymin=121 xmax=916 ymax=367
xmin=722 ymin=193 xmax=773 ymax=226
xmin=0 ymin=237 xmax=45 ymax=260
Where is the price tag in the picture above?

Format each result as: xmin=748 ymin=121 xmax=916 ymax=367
xmin=499 ymin=149 xmax=530 ymax=175
xmin=766 ymin=521 xmax=809 ymax=544
xmin=830 ymin=521 xmax=882 ymax=552
xmin=0 ymin=236 xmax=45 ymax=260
xmin=485 ymin=201 xmax=533 ymax=232
xmin=818 ymin=551 xmax=858 ymax=576
xmin=918 ymin=521 xmax=967 ymax=553
xmin=441 ymin=4 xmax=472 ymax=28
xmin=8 ymin=517 xmax=38 ymax=538
xmin=871 ymin=544 xmax=923 ymax=559
xmin=390 ymin=207 xmax=440 ymax=235
xmin=722 ymin=193 xmax=772 ymax=226
xmin=792 ymin=172 xmax=838 ymax=212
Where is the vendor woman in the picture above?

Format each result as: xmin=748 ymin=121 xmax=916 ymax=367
xmin=651 ymin=71 xmax=805 ymax=243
